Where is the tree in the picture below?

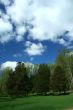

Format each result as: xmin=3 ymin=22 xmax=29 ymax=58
xmin=56 ymin=52 xmax=72 ymax=91
xmin=34 ymin=64 xmax=50 ymax=95
xmin=51 ymin=65 xmax=71 ymax=94
xmin=67 ymin=55 xmax=73 ymax=76
xmin=65 ymin=54 xmax=73 ymax=90
xmin=5 ymin=62 xmax=32 ymax=96
xmin=56 ymin=53 xmax=67 ymax=70
xmin=5 ymin=71 xmax=16 ymax=96
xmin=28 ymin=64 xmax=39 ymax=93
xmin=1 ymin=67 xmax=13 ymax=94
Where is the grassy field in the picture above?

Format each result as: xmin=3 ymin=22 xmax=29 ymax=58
xmin=0 ymin=94 xmax=73 ymax=110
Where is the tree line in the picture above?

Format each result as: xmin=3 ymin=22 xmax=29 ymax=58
xmin=0 ymin=50 xmax=73 ymax=96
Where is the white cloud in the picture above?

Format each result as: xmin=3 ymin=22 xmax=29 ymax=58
xmin=7 ymin=0 xmax=33 ymax=25
xmin=15 ymin=26 xmax=26 ymax=42
xmin=29 ymin=0 xmax=72 ymax=43
xmin=0 ymin=0 xmax=73 ymax=46
xmin=25 ymin=42 xmax=46 ymax=56
xmin=15 ymin=35 xmax=23 ymax=42
xmin=0 ymin=18 xmax=12 ymax=33
xmin=25 ymin=41 xmax=32 ymax=47
xmin=0 ymin=0 xmax=11 ymax=6
xmin=16 ymin=26 xmax=26 ymax=36
xmin=0 ymin=61 xmax=34 ymax=72
xmin=1 ymin=61 xmax=17 ymax=70
xmin=0 ymin=18 xmax=13 ymax=43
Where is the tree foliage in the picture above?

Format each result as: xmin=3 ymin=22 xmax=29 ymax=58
xmin=51 ymin=66 xmax=70 ymax=94
xmin=33 ymin=64 xmax=50 ymax=94
xmin=5 ymin=62 xmax=32 ymax=96
xmin=0 ymin=50 xmax=73 ymax=96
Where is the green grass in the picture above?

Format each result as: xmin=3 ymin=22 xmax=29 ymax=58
xmin=0 ymin=94 xmax=73 ymax=110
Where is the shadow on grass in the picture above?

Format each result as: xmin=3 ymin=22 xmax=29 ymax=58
xmin=0 ymin=91 xmax=71 ymax=102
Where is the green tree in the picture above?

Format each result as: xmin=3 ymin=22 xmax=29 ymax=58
xmin=67 ymin=55 xmax=73 ymax=76
xmin=5 ymin=71 xmax=16 ymax=96
xmin=34 ymin=64 xmax=50 ymax=95
xmin=65 ymin=54 xmax=73 ymax=90
xmin=1 ymin=67 xmax=13 ymax=94
xmin=5 ymin=62 xmax=32 ymax=96
xmin=56 ymin=52 xmax=72 ymax=91
xmin=51 ymin=65 xmax=71 ymax=94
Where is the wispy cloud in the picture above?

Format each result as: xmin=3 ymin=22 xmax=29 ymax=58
xmin=13 ymin=53 xmax=23 ymax=58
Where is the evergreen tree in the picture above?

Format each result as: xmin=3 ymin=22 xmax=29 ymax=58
xmin=5 ymin=62 xmax=32 ymax=96
xmin=51 ymin=66 xmax=71 ymax=94
xmin=34 ymin=64 xmax=50 ymax=95
xmin=5 ymin=71 xmax=16 ymax=96
xmin=1 ymin=67 xmax=13 ymax=94
xmin=56 ymin=52 xmax=72 ymax=91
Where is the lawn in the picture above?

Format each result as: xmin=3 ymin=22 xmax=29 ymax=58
xmin=0 ymin=94 xmax=73 ymax=110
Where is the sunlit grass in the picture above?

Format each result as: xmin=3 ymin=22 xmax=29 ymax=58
xmin=0 ymin=94 xmax=73 ymax=110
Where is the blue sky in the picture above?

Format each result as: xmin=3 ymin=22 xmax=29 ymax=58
xmin=0 ymin=40 xmax=64 ymax=64
xmin=0 ymin=0 xmax=73 ymax=66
